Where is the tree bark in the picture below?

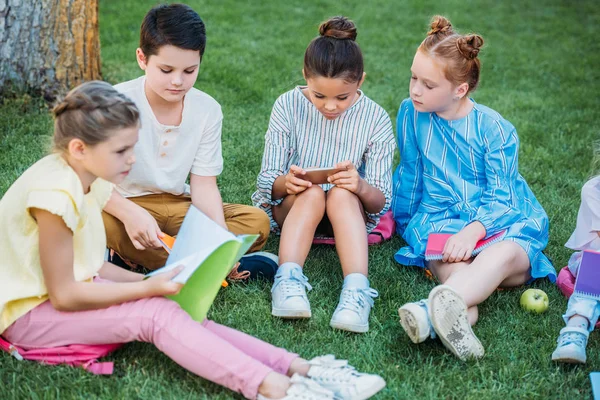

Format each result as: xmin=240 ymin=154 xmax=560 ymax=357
xmin=0 ymin=0 xmax=101 ymax=100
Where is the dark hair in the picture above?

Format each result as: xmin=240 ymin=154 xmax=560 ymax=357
xmin=140 ymin=3 xmax=206 ymax=58
xmin=419 ymin=15 xmax=484 ymax=94
xmin=52 ymin=81 xmax=140 ymax=152
xmin=303 ymin=16 xmax=363 ymax=83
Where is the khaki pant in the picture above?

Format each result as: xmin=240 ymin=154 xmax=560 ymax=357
xmin=102 ymin=194 xmax=270 ymax=270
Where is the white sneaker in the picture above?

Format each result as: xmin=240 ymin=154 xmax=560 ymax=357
xmin=398 ymin=299 xmax=435 ymax=344
xmin=306 ymin=355 xmax=386 ymax=400
xmin=330 ymin=287 xmax=378 ymax=333
xmin=271 ymin=266 xmax=312 ymax=318
xmin=257 ymin=373 xmax=335 ymax=400
xmin=428 ymin=285 xmax=484 ymax=361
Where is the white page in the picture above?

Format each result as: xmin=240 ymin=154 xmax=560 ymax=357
xmin=166 ymin=206 xmax=239 ymax=265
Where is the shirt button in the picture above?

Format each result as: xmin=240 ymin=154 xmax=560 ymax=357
xmin=166 ymin=129 xmax=172 ymax=133
xmin=163 ymin=141 xmax=168 ymax=146
xmin=160 ymin=153 xmax=166 ymax=157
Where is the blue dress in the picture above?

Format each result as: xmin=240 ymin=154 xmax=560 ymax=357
xmin=391 ymin=99 xmax=556 ymax=282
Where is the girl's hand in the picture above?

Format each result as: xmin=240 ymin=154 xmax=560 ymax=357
xmin=442 ymin=222 xmax=486 ymax=263
xmin=122 ymin=206 xmax=164 ymax=250
xmin=145 ymin=266 xmax=185 ymax=297
xmin=328 ymin=161 xmax=363 ymax=194
xmin=285 ymin=165 xmax=313 ymax=195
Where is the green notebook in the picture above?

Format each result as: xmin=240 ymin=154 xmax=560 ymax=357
xmin=146 ymin=205 xmax=257 ymax=322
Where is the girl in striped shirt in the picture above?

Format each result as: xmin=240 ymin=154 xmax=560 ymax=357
xmin=393 ymin=16 xmax=555 ymax=360
xmin=252 ymin=16 xmax=395 ymax=334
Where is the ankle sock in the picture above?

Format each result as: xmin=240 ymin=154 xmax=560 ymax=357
xmin=278 ymin=262 xmax=302 ymax=275
xmin=343 ymin=273 xmax=369 ymax=289
xmin=567 ymin=315 xmax=590 ymax=330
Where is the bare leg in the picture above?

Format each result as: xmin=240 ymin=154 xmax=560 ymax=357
xmin=429 ymin=241 xmax=531 ymax=325
xmin=325 ymin=187 xmax=368 ymax=277
xmin=273 ymin=185 xmax=326 ymax=267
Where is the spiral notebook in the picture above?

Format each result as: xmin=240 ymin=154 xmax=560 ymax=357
xmin=573 ymin=250 xmax=600 ymax=301
xmin=424 ymin=230 xmax=507 ymax=261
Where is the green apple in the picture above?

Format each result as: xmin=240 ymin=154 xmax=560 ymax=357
xmin=520 ymin=289 xmax=549 ymax=313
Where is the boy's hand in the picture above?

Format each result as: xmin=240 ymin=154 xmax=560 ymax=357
xmin=145 ymin=266 xmax=184 ymax=296
xmin=122 ymin=206 xmax=164 ymax=250
xmin=442 ymin=222 xmax=486 ymax=263
xmin=285 ymin=165 xmax=312 ymax=195
xmin=328 ymin=161 xmax=363 ymax=194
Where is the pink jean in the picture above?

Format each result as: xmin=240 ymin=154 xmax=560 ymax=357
xmin=3 ymin=287 xmax=297 ymax=399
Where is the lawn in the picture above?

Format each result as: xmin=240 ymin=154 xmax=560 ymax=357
xmin=1 ymin=0 xmax=600 ymax=399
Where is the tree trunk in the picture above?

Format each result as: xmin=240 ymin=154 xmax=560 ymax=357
xmin=0 ymin=0 xmax=101 ymax=100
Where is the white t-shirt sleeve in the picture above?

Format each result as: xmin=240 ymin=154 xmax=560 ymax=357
xmin=191 ymin=107 xmax=224 ymax=177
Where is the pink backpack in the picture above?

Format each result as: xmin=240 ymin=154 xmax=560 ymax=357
xmin=0 ymin=335 xmax=122 ymax=375
xmin=312 ymin=210 xmax=396 ymax=245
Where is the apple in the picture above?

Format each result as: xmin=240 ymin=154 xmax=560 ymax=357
xmin=520 ymin=289 xmax=549 ymax=313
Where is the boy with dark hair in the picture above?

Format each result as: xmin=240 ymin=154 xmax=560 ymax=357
xmin=103 ymin=3 xmax=276 ymax=279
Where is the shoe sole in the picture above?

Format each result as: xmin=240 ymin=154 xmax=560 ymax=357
xmin=329 ymin=319 xmax=369 ymax=333
xmin=272 ymin=308 xmax=311 ymax=319
xmin=398 ymin=303 xmax=428 ymax=344
xmin=551 ymin=349 xmax=586 ymax=364
xmin=428 ymin=285 xmax=484 ymax=361
xmin=348 ymin=377 xmax=387 ymax=400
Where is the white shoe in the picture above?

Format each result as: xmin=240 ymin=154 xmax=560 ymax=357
xmin=428 ymin=285 xmax=484 ymax=361
xmin=398 ymin=299 xmax=435 ymax=344
xmin=271 ymin=266 xmax=312 ymax=318
xmin=330 ymin=287 xmax=378 ymax=333
xmin=306 ymin=355 xmax=386 ymax=400
xmin=257 ymin=373 xmax=335 ymax=400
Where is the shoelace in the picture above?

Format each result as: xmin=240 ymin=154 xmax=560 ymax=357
xmin=271 ymin=268 xmax=312 ymax=295
xmin=308 ymin=356 xmax=361 ymax=387
xmin=336 ymin=287 xmax=378 ymax=314
xmin=289 ymin=373 xmax=335 ymax=399
xmin=558 ymin=331 xmax=587 ymax=347
xmin=226 ymin=262 xmax=251 ymax=281
xmin=417 ymin=299 xmax=437 ymax=339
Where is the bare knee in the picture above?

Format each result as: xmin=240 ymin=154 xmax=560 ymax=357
xmin=428 ymin=260 xmax=470 ymax=283
xmin=325 ymin=187 xmax=360 ymax=215
xmin=295 ymin=185 xmax=326 ymax=209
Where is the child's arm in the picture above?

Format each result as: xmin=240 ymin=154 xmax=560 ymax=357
xmin=33 ymin=208 xmax=182 ymax=312
xmin=271 ymin=165 xmax=312 ymax=199
xmin=103 ymin=190 xmax=164 ymax=250
xmin=470 ymin=122 xmax=523 ymax=236
xmin=328 ymin=161 xmax=386 ymax=214
xmin=255 ymin=95 xmax=294 ymax=204
xmin=391 ymin=100 xmax=424 ymax=234
xmin=98 ymin=262 xmax=145 ymax=282
xmin=190 ymin=174 xmax=227 ymax=229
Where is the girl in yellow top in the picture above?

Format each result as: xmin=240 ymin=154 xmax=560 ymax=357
xmin=0 ymin=81 xmax=384 ymax=400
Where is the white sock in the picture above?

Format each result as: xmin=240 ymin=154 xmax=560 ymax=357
xmin=343 ymin=273 xmax=369 ymax=289
xmin=567 ymin=315 xmax=590 ymax=330
xmin=278 ymin=262 xmax=302 ymax=275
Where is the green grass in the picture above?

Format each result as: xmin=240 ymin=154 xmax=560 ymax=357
xmin=1 ymin=0 xmax=600 ymax=398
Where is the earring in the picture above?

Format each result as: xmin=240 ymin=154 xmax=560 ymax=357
xmin=453 ymin=96 xmax=460 ymax=101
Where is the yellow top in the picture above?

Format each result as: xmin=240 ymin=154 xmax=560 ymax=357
xmin=0 ymin=154 xmax=113 ymax=334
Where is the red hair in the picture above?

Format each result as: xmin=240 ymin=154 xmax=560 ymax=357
xmin=419 ymin=16 xmax=484 ymax=94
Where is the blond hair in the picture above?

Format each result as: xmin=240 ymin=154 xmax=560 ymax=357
xmin=52 ymin=81 xmax=139 ymax=152
xmin=419 ymin=16 xmax=484 ymax=94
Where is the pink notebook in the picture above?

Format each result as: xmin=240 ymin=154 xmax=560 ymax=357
xmin=574 ymin=250 xmax=600 ymax=301
xmin=425 ymin=230 xmax=507 ymax=261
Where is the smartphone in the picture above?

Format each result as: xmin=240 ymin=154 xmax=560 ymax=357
xmin=300 ymin=166 xmax=347 ymax=184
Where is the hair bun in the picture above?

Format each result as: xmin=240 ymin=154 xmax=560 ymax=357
xmin=456 ymin=34 xmax=484 ymax=59
xmin=427 ymin=15 xmax=453 ymax=36
xmin=318 ymin=16 xmax=357 ymax=40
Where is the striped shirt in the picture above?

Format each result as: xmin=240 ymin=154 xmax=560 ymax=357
xmin=252 ymin=86 xmax=395 ymax=232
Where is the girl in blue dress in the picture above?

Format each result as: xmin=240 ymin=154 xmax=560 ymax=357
xmin=392 ymin=16 xmax=555 ymax=361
